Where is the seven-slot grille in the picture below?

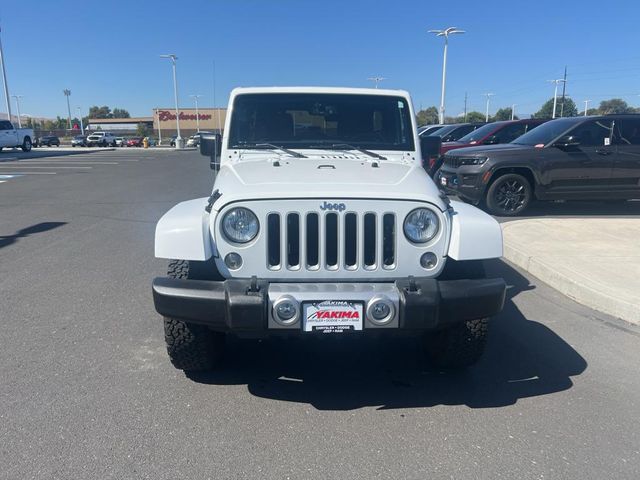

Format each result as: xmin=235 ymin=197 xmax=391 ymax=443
xmin=266 ymin=211 xmax=397 ymax=271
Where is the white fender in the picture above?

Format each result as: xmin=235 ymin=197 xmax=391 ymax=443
xmin=447 ymin=200 xmax=503 ymax=260
xmin=155 ymin=197 xmax=214 ymax=260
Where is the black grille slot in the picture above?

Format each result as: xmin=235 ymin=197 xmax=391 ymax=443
xmin=344 ymin=213 xmax=357 ymax=268
xmin=306 ymin=213 xmax=319 ymax=267
xmin=383 ymin=214 xmax=395 ymax=267
xmin=325 ymin=213 xmax=338 ymax=267
xmin=287 ymin=213 xmax=300 ymax=267
xmin=267 ymin=214 xmax=280 ymax=267
xmin=363 ymin=213 xmax=376 ymax=267
xmin=445 ymin=156 xmax=463 ymax=168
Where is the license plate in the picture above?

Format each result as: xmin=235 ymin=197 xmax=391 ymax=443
xmin=303 ymin=301 xmax=363 ymax=333
xmin=440 ymin=176 xmax=447 ymax=186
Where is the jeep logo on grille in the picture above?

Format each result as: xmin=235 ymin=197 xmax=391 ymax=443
xmin=320 ymin=201 xmax=346 ymax=212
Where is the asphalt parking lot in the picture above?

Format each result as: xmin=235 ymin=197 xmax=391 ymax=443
xmin=1 ymin=148 xmax=639 ymax=479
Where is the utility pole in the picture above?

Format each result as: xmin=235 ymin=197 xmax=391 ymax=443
xmin=367 ymin=76 xmax=386 ymax=88
xmin=463 ymin=91 xmax=468 ymax=122
xmin=559 ymin=66 xmax=567 ymax=117
xmin=584 ymin=99 xmax=591 ymax=117
xmin=77 ymin=106 xmax=84 ymax=135
xmin=155 ymin=108 xmax=162 ymax=145
xmin=160 ymin=54 xmax=182 ymax=148
xmin=190 ymin=94 xmax=203 ymax=132
xmin=511 ymin=104 xmax=516 ymax=120
xmin=548 ymin=79 xmax=566 ymax=119
xmin=63 ymin=89 xmax=72 ymax=129
xmin=483 ymin=93 xmax=495 ymax=122
xmin=0 ymin=26 xmax=12 ymax=122
xmin=429 ymin=27 xmax=465 ymax=124
xmin=11 ymin=94 xmax=22 ymax=127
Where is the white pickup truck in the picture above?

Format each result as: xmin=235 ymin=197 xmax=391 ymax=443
xmin=152 ymin=87 xmax=506 ymax=372
xmin=0 ymin=120 xmax=33 ymax=152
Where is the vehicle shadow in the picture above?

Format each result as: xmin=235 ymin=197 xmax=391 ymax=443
xmin=496 ymin=199 xmax=640 ymax=220
xmin=0 ymin=222 xmax=67 ymax=249
xmin=0 ymin=149 xmax=117 ymax=161
xmin=187 ymin=260 xmax=587 ymax=410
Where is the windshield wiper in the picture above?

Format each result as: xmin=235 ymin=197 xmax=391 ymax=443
xmin=326 ymin=143 xmax=387 ymax=160
xmin=232 ymin=142 xmax=307 ymax=158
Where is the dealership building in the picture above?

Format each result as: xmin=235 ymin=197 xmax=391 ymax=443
xmin=87 ymin=107 xmax=227 ymax=141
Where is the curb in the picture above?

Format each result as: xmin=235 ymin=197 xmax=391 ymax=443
xmin=502 ymin=226 xmax=640 ymax=326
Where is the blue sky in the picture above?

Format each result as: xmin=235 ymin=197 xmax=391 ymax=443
xmin=3 ymin=0 xmax=640 ymax=119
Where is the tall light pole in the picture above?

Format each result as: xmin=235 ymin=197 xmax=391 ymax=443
xmin=0 ymin=26 xmax=12 ymax=122
xmin=483 ymin=93 xmax=495 ymax=122
xmin=511 ymin=104 xmax=516 ymax=120
xmin=189 ymin=94 xmax=203 ymax=132
xmin=429 ymin=27 xmax=465 ymax=124
xmin=11 ymin=94 xmax=22 ymax=127
xmin=155 ymin=108 xmax=162 ymax=145
xmin=548 ymin=79 xmax=565 ymax=119
xmin=63 ymin=89 xmax=72 ymax=129
xmin=160 ymin=54 xmax=182 ymax=148
xmin=584 ymin=99 xmax=591 ymax=117
xmin=367 ymin=76 xmax=386 ymax=89
xmin=77 ymin=106 xmax=84 ymax=135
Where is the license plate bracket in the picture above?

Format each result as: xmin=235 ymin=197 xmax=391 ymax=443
xmin=302 ymin=300 xmax=364 ymax=333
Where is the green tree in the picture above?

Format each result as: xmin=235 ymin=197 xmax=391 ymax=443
xmin=465 ymin=111 xmax=486 ymax=123
xmin=494 ymin=107 xmax=517 ymax=121
xmin=136 ymin=123 xmax=150 ymax=137
xmin=416 ymin=106 xmax=439 ymax=125
xmin=112 ymin=108 xmax=131 ymax=118
xmin=597 ymin=98 xmax=633 ymax=115
xmin=89 ymin=105 xmax=111 ymax=118
xmin=534 ymin=97 xmax=578 ymax=119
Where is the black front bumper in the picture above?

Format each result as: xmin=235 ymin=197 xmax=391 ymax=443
xmin=437 ymin=168 xmax=486 ymax=204
xmin=152 ymin=276 xmax=506 ymax=334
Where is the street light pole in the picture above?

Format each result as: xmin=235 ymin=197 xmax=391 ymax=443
xmin=0 ymin=27 xmax=12 ymax=122
xmin=155 ymin=108 xmax=162 ymax=145
xmin=11 ymin=94 xmax=22 ymax=127
xmin=483 ymin=93 xmax=495 ymax=122
xmin=77 ymin=106 xmax=84 ymax=135
xmin=190 ymin=94 xmax=203 ymax=132
xmin=548 ymin=79 xmax=565 ymax=119
xmin=584 ymin=99 xmax=591 ymax=117
xmin=160 ymin=54 xmax=182 ymax=149
xmin=367 ymin=76 xmax=386 ymax=88
xmin=63 ymin=89 xmax=72 ymax=129
xmin=429 ymin=27 xmax=465 ymax=124
xmin=511 ymin=104 xmax=516 ymax=120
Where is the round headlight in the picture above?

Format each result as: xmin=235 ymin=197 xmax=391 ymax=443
xmin=222 ymin=207 xmax=259 ymax=243
xmin=403 ymin=208 xmax=439 ymax=244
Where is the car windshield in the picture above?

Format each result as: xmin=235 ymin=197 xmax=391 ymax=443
xmin=228 ymin=93 xmax=414 ymax=152
xmin=511 ymin=118 xmax=577 ymax=146
xmin=419 ymin=125 xmax=445 ymax=136
xmin=458 ymin=122 xmax=503 ymax=143
xmin=428 ymin=124 xmax=458 ymax=137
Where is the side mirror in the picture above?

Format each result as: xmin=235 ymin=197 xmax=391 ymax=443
xmin=484 ymin=135 xmax=499 ymax=145
xmin=554 ymin=135 xmax=580 ymax=148
xmin=200 ymin=133 xmax=222 ymax=170
xmin=420 ymin=135 xmax=442 ymax=161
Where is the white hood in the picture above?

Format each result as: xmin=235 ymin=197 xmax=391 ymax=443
xmin=211 ymin=153 xmax=447 ymax=212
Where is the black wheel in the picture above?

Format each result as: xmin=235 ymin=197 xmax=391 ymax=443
xmin=22 ymin=137 xmax=32 ymax=152
xmin=485 ymin=173 xmax=532 ymax=216
xmin=423 ymin=258 xmax=489 ymax=369
xmin=163 ymin=259 xmax=225 ymax=371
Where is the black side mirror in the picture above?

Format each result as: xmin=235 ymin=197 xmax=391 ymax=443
xmin=200 ymin=133 xmax=222 ymax=170
xmin=420 ymin=135 xmax=442 ymax=161
xmin=484 ymin=135 xmax=499 ymax=145
xmin=554 ymin=135 xmax=580 ymax=148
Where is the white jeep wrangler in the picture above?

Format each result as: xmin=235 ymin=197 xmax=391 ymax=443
xmin=152 ymin=87 xmax=506 ymax=371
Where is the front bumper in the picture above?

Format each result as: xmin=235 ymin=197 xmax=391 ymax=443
xmin=152 ymin=276 xmax=506 ymax=335
xmin=437 ymin=167 xmax=487 ymax=204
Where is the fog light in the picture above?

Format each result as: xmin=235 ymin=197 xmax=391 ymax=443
xmin=366 ymin=296 xmax=395 ymax=326
xmin=273 ymin=296 xmax=300 ymax=326
xmin=420 ymin=252 xmax=438 ymax=270
xmin=224 ymin=252 xmax=243 ymax=270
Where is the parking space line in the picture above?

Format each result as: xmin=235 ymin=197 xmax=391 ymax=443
xmin=0 ymin=165 xmax=92 ymax=169
xmin=0 ymin=171 xmax=56 ymax=175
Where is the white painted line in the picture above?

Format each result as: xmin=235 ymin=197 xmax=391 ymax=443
xmin=0 ymin=171 xmax=56 ymax=175
xmin=16 ymin=161 xmax=118 ymax=165
xmin=0 ymin=165 xmax=92 ymax=169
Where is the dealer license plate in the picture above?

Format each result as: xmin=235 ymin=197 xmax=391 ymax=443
xmin=440 ymin=175 xmax=447 ymax=186
xmin=303 ymin=301 xmax=363 ymax=333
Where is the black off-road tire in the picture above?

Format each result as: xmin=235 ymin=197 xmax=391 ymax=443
xmin=163 ymin=259 xmax=225 ymax=371
xmin=424 ymin=258 xmax=489 ymax=369
xmin=21 ymin=136 xmax=32 ymax=152
xmin=485 ymin=173 xmax=532 ymax=216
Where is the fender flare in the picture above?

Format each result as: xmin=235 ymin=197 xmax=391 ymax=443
xmin=447 ymin=200 xmax=503 ymax=261
xmin=155 ymin=197 xmax=214 ymax=261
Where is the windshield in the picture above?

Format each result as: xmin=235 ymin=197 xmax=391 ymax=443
xmin=458 ymin=122 xmax=503 ymax=143
xmin=512 ymin=118 xmax=577 ymax=146
xmin=228 ymin=93 xmax=414 ymax=151
xmin=429 ymin=124 xmax=457 ymax=137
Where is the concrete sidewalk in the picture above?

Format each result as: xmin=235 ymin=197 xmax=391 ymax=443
xmin=501 ymin=218 xmax=640 ymax=325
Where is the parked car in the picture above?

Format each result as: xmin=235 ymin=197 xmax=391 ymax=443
xmin=126 ymin=137 xmax=143 ymax=147
xmin=86 ymin=131 xmax=117 ymax=147
xmin=71 ymin=135 xmax=87 ymax=147
xmin=185 ymin=131 xmax=214 ymax=147
xmin=0 ymin=120 xmax=34 ymax=152
xmin=37 ymin=135 xmax=61 ymax=147
xmin=426 ymin=119 xmax=547 ymax=177
xmin=418 ymin=125 xmax=445 ymax=136
xmin=428 ymin=123 xmax=485 ymax=143
xmin=115 ymin=137 xmax=127 ymax=147
xmin=437 ymin=114 xmax=640 ymax=216
xmin=145 ymin=137 xmax=158 ymax=146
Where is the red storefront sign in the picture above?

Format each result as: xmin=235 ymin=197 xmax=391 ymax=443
xmin=157 ymin=110 xmax=212 ymax=122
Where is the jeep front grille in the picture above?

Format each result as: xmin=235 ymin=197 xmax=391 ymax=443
xmin=266 ymin=211 xmax=396 ymax=271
